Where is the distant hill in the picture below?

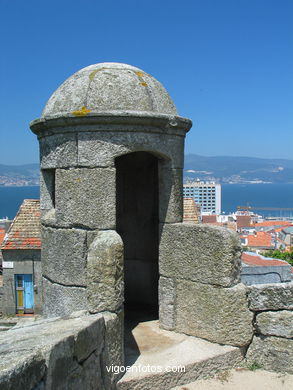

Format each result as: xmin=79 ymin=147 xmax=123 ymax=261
xmin=1 ymin=155 xmax=293 ymax=186
xmin=0 ymin=164 xmax=39 ymax=186
xmin=184 ymin=155 xmax=293 ymax=184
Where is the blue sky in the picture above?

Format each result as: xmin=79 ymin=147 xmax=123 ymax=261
xmin=1 ymin=0 xmax=292 ymax=164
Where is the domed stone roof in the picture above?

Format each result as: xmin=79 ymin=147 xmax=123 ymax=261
xmin=42 ymin=62 xmax=178 ymax=118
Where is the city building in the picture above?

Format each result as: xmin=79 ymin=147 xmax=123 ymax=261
xmin=277 ymin=226 xmax=293 ymax=250
xmin=201 ymin=215 xmax=237 ymax=231
xmin=254 ymin=220 xmax=293 ymax=232
xmin=0 ymin=199 xmax=42 ymax=315
xmin=240 ymin=231 xmax=275 ymax=253
xmin=183 ymin=180 xmax=221 ymax=214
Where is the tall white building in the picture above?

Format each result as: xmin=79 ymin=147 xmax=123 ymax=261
xmin=183 ymin=181 xmax=221 ymax=215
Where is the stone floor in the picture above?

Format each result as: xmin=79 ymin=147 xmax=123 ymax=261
xmin=0 ymin=314 xmax=40 ymax=331
xmin=171 ymin=369 xmax=293 ymax=390
xmin=117 ymin=314 xmax=243 ymax=390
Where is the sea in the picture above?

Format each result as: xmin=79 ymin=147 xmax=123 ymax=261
xmin=221 ymin=183 xmax=293 ymax=218
xmin=0 ymin=186 xmax=40 ymax=220
xmin=1 ymin=184 xmax=293 ymax=220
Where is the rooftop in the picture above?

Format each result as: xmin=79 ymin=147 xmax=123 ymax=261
xmin=242 ymin=252 xmax=292 ymax=273
xmin=282 ymin=226 xmax=293 ymax=234
xmin=246 ymin=231 xmax=273 ymax=248
xmin=202 ymin=215 xmax=217 ymax=224
xmin=236 ymin=215 xmax=252 ymax=229
xmin=1 ymin=199 xmax=41 ymax=250
xmin=254 ymin=220 xmax=293 ymax=228
xmin=0 ymin=229 xmax=5 ymax=247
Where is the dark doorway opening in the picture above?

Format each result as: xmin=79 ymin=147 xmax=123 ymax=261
xmin=115 ymin=151 xmax=159 ymax=324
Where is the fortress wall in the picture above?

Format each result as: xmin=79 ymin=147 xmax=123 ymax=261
xmin=0 ymin=311 xmax=123 ymax=390
xmin=246 ymin=282 xmax=293 ymax=373
xmin=159 ymin=222 xmax=254 ymax=347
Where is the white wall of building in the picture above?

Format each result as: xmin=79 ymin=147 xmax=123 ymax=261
xmin=183 ymin=181 xmax=221 ymax=215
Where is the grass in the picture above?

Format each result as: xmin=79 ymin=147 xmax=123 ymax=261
xmin=247 ymin=361 xmax=263 ymax=371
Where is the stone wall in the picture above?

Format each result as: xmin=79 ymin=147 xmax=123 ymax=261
xmin=0 ymin=311 xmax=123 ymax=390
xmin=159 ymin=222 xmax=293 ymax=372
xmin=159 ymin=223 xmax=254 ymax=347
xmin=41 ymin=228 xmax=124 ymax=318
xmin=246 ymin=282 xmax=293 ymax=373
xmin=0 ymin=286 xmax=3 ymax=315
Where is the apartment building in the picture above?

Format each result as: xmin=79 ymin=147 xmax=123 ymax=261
xmin=183 ymin=181 xmax=221 ymax=215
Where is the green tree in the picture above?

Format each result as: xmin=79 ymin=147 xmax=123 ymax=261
xmin=261 ymin=249 xmax=293 ymax=266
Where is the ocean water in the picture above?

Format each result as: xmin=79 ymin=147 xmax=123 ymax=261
xmin=0 ymin=184 xmax=293 ymax=220
xmin=0 ymin=186 xmax=40 ymax=219
xmin=222 ymin=183 xmax=293 ymax=218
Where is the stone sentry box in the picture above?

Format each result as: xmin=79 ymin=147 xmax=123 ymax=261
xmin=30 ymin=63 xmax=253 ymax=349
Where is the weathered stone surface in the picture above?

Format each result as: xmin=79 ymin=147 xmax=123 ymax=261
xmin=74 ymin=318 xmax=105 ymax=362
xmin=55 ymin=167 xmax=116 ymax=229
xmin=118 ymin=320 xmax=243 ymax=390
xmin=102 ymin=311 xmax=124 ymax=389
xmin=78 ymin=352 xmax=105 ymax=390
xmin=170 ymin=370 xmax=293 ymax=390
xmin=39 ymin=133 xmax=77 ymax=168
xmin=46 ymin=336 xmax=75 ymax=389
xmin=33 ymin=381 xmax=45 ymax=389
xmin=159 ymin=168 xmax=183 ymax=223
xmin=40 ymin=169 xmax=55 ymax=211
xmin=0 ymin=354 xmax=46 ymax=390
xmin=0 ymin=287 xmax=4 ymax=315
xmin=159 ymin=223 xmax=242 ymax=287
xmin=41 ymin=208 xmax=56 ymax=226
xmin=42 ymin=226 xmax=87 ymax=286
xmin=247 ymin=282 xmax=293 ymax=311
xmin=87 ymin=230 xmax=124 ymax=313
xmin=175 ymin=280 xmax=253 ymax=346
xmin=42 ymin=63 xmax=177 ymax=117
xmin=246 ymin=335 xmax=293 ymax=373
xmin=0 ymin=314 xmax=107 ymax=390
xmin=78 ymin=130 xmax=185 ymax=168
xmin=159 ymin=276 xmax=176 ymax=330
xmin=42 ymin=277 xmax=87 ymax=317
xmin=256 ymin=310 xmax=293 ymax=338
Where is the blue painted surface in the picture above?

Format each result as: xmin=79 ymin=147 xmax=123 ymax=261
xmin=15 ymin=274 xmax=34 ymax=310
xmin=23 ymin=275 xmax=34 ymax=309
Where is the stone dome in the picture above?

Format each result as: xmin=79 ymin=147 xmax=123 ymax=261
xmin=42 ymin=62 xmax=178 ymax=118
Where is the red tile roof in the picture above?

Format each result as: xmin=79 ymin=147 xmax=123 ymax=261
xmin=254 ymin=221 xmax=293 ymax=228
xmin=236 ymin=215 xmax=252 ymax=229
xmin=1 ymin=199 xmax=41 ymax=250
xmin=246 ymin=231 xmax=273 ymax=248
xmin=242 ymin=252 xmax=292 ymax=273
xmin=0 ymin=229 xmax=5 ymax=246
xmin=202 ymin=215 xmax=217 ymax=223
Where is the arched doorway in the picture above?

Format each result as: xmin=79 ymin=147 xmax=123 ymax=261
xmin=115 ymin=151 xmax=159 ymax=320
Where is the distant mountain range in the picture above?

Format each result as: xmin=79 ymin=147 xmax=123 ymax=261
xmin=1 ymin=155 xmax=293 ymax=186
xmin=0 ymin=164 xmax=39 ymax=186
xmin=184 ymin=155 xmax=293 ymax=184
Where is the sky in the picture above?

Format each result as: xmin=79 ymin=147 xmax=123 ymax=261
xmin=1 ymin=0 xmax=292 ymax=165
